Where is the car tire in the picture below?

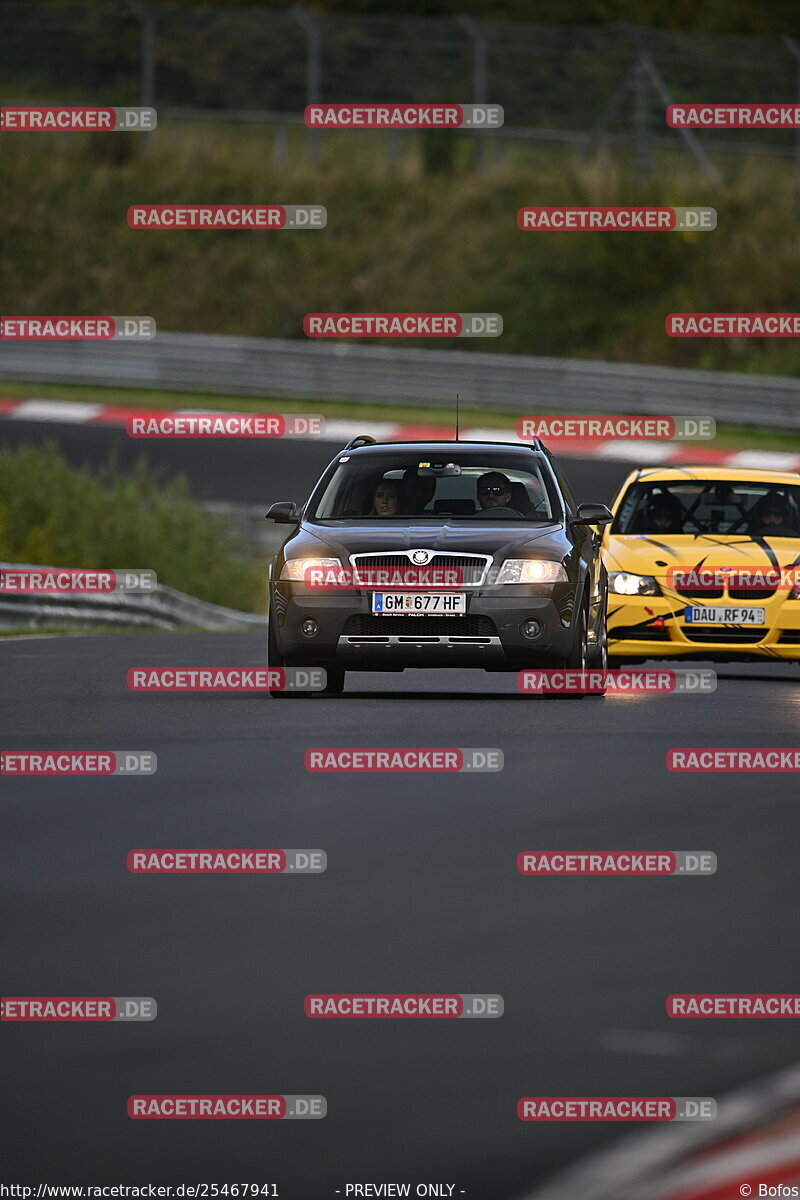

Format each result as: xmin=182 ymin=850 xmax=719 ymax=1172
xmin=586 ymin=600 xmax=608 ymax=696
xmin=267 ymin=613 xmax=345 ymax=698
xmin=589 ymin=621 xmax=608 ymax=669
xmin=547 ymin=600 xmax=597 ymax=699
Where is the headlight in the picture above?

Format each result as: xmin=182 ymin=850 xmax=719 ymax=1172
xmin=280 ymin=557 xmax=342 ymax=581
xmin=609 ymin=571 xmax=661 ymax=597
xmin=496 ymin=559 xmax=568 ymax=584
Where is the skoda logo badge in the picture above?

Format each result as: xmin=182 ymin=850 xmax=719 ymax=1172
xmin=411 ymin=549 xmax=432 ymax=565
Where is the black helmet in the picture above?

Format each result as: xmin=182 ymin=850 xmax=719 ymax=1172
xmin=644 ymin=490 xmax=682 ymax=525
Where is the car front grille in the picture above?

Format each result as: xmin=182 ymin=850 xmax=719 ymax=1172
xmin=343 ymin=615 xmax=496 ymax=638
xmin=674 ymin=587 xmax=724 ymax=600
xmin=778 ymin=631 xmax=800 ymax=643
xmin=681 ymin=627 xmax=766 ymax=644
xmin=350 ymin=552 xmax=489 ymax=586
xmin=672 ymin=584 xmax=776 ymax=601
xmin=726 ymin=587 xmax=776 ymax=600
xmin=610 ymin=625 xmax=671 ymax=641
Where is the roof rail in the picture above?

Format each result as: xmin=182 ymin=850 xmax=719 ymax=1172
xmin=343 ymin=434 xmax=377 ymax=451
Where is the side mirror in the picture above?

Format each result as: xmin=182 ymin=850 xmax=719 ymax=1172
xmin=266 ymin=501 xmax=300 ymax=524
xmin=573 ymin=502 xmax=613 ymax=526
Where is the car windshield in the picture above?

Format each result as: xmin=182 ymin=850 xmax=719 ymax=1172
xmin=613 ymin=479 xmax=800 ymax=537
xmin=311 ymin=452 xmax=557 ymax=521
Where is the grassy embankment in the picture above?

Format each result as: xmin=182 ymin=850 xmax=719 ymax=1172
xmin=0 ymin=443 xmax=263 ymax=612
xmin=2 ymin=122 xmax=800 ymax=375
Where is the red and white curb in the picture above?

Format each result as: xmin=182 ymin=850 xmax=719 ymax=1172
xmin=1 ymin=397 xmax=799 ymax=470
xmin=519 ymin=1062 xmax=800 ymax=1200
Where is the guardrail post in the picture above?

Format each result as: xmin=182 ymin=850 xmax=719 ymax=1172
xmin=291 ymin=4 xmax=322 ymax=165
xmin=782 ymin=36 xmax=800 ymax=189
xmin=581 ymin=64 xmax=637 ymax=163
xmin=632 ymin=57 xmax=651 ymax=182
xmin=386 ymin=128 xmax=401 ymax=167
xmin=623 ymin=23 xmax=723 ymax=188
xmin=457 ymin=15 xmax=488 ymax=171
xmin=273 ymin=118 xmax=289 ymax=164
xmin=123 ymin=0 xmax=156 ymax=153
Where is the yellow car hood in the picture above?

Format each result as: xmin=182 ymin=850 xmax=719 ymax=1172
xmin=603 ymin=533 xmax=800 ymax=582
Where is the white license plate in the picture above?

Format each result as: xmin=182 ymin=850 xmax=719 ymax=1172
xmin=685 ymin=606 xmax=766 ymax=625
xmin=371 ymin=592 xmax=466 ymax=615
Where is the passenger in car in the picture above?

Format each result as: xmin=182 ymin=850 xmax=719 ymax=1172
xmin=749 ymin=497 xmax=798 ymax=538
xmin=370 ymin=479 xmax=402 ymax=516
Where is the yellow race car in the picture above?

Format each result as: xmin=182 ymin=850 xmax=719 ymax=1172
xmin=602 ymin=466 xmax=800 ymax=662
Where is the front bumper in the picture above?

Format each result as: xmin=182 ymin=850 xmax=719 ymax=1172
xmin=608 ymin=592 xmax=800 ymax=661
xmin=270 ymin=581 xmax=577 ymax=668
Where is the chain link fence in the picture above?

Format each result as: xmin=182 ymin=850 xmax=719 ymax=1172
xmin=2 ymin=1 xmax=800 ymax=174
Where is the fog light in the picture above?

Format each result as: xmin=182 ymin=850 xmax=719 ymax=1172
xmin=300 ymin=618 xmax=320 ymax=638
xmin=520 ymin=618 xmax=542 ymax=640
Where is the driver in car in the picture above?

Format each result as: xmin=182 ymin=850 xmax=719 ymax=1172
xmin=477 ymin=471 xmax=514 ymax=510
xmin=643 ymin=492 xmax=684 ymax=534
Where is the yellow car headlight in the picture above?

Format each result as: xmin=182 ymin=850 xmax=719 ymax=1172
xmin=609 ymin=571 xmax=661 ymax=597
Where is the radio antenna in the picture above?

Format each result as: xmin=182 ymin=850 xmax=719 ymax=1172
xmin=455 ymin=393 xmax=460 ymax=442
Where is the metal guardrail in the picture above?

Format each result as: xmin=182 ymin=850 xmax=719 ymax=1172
xmin=0 ymin=563 xmax=266 ymax=632
xmin=3 ymin=332 xmax=800 ymax=429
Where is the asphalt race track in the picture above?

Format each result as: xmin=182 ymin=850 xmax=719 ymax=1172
xmin=0 ymin=417 xmax=630 ymax=508
xmin=3 ymin=421 xmax=800 ymax=1198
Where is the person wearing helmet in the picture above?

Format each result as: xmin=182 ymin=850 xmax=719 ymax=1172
xmin=642 ymin=491 xmax=684 ymax=534
xmin=749 ymin=495 xmax=798 ymax=538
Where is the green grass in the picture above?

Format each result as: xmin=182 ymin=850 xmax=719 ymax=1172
xmin=0 ymin=442 xmax=265 ymax=612
xmin=4 ymin=124 xmax=800 ymax=375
